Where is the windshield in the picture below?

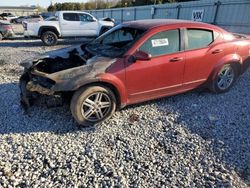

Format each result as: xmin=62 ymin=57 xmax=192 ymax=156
xmin=86 ymin=25 xmax=146 ymax=58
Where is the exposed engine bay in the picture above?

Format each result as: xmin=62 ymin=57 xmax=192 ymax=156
xmin=27 ymin=45 xmax=94 ymax=73
xmin=19 ymin=43 xmax=116 ymax=108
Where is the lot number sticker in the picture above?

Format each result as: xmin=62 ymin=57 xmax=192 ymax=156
xmin=151 ymin=38 xmax=169 ymax=47
xmin=192 ymin=9 xmax=204 ymax=21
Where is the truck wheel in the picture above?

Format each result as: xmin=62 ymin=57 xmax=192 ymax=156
xmin=210 ymin=64 xmax=238 ymax=93
xmin=70 ymin=86 xmax=116 ymax=127
xmin=41 ymin=31 xmax=58 ymax=46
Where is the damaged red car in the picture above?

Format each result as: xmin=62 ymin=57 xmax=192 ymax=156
xmin=20 ymin=19 xmax=250 ymax=126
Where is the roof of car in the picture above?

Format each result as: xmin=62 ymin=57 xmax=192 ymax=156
xmin=123 ymin=19 xmax=213 ymax=30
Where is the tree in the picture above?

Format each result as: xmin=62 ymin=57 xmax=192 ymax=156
xmin=47 ymin=4 xmax=56 ymax=12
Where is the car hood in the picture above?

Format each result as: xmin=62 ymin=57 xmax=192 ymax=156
xmin=20 ymin=44 xmax=87 ymax=69
xmin=20 ymin=44 xmax=117 ymax=91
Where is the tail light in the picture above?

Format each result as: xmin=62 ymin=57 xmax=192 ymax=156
xmin=3 ymin=25 xmax=12 ymax=30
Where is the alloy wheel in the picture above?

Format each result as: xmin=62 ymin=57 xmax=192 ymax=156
xmin=217 ymin=65 xmax=235 ymax=90
xmin=81 ymin=92 xmax=112 ymax=122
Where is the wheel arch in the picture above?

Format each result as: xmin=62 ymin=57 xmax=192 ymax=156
xmin=38 ymin=26 xmax=60 ymax=37
xmin=72 ymin=80 xmax=127 ymax=109
xmin=209 ymin=54 xmax=242 ymax=82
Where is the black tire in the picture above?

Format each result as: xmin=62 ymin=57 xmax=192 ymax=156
xmin=70 ymin=86 xmax=116 ymax=126
xmin=210 ymin=63 xmax=238 ymax=93
xmin=0 ymin=33 xmax=3 ymax=40
xmin=41 ymin=31 xmax=58 ymax=46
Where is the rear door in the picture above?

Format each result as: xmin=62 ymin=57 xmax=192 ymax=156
xmin=60 ymin=12 xmax=80 ymax=37
xmin=183 ymin=28 xmax=224 ymax=88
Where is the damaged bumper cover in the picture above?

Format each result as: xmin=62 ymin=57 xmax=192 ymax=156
xmin=26 ymin=81 xmax=54 ymax=95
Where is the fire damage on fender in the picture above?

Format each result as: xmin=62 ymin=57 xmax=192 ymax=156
xmin=19 ymin=44 xmax=117 ymax=108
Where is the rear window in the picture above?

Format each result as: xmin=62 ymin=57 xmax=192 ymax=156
xmin=186 ymin=29 xmax=213 ymax=50
xmin=63 ymin=13 xmax=79 ymax=21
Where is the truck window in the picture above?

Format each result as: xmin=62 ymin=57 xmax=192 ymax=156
xmin=63 ymin=13 xmax=79 ymax=21
xmin=79 ymin=13 xmax=94 ymax=22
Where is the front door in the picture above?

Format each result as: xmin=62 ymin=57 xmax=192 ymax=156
xmin=78 ymin=13 xmax=99 ymax=37
xmin=125 ymin=29 xmax=185 ymax=103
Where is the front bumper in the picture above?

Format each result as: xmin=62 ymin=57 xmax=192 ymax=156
xmin=19 ymin=73 xmax=62 ymax=108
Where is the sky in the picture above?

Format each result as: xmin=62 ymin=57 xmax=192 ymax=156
xmin=0 ymin=0 xmax=87 ymax=8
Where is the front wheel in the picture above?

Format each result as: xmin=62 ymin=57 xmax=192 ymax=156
xmin=70 ymin=86 xmax=116 ymax=126
xmin=41 ymin=31 xmax=58 ymax=46
xmin=210 ymin=64 xmax=238 ymax=93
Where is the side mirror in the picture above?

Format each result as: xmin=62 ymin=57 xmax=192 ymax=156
xmin=128 ymin=51 xmax=151 ymax=63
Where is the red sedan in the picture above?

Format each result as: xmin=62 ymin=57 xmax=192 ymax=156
xmin=20 ymin=19 xmax=250 ymax=126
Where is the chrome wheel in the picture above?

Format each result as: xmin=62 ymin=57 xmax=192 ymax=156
xmin=81 ymin=92 xmax=112 ymax=122
xmin=217 ymin=65 xmax=235 ymax=90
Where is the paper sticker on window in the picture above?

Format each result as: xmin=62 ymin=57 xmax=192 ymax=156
xmin=151 ymin=38 xmax=169 ymax=47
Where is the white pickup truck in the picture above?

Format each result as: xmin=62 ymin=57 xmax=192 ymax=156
xmin=23 ymin=11 xmax=114 ymax=46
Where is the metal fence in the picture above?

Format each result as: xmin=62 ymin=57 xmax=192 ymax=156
xmin=89 ymin=0 xmax=250 ymax=34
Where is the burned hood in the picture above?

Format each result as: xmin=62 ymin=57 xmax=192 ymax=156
xmin=20 ymin=41 xmax=119 ymax=91
xmin=40 ymin=55 xmax=116 ymax=91
xmin=20 ymin=44 xmax=87 ymax=69
xmin=50 ymin=56 xmax=116 ymax=81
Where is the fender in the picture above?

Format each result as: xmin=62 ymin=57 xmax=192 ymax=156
xmin=38 ymin=26 xmax=61 ymax=37
xmin=209 ymin=53 xmax=242 ymax=81
xmin=98 ymin=73 xmax=128 ymax=107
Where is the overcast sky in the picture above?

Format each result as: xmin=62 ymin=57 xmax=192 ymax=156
xmin=0 ymin=0 xmax=87 ymax=8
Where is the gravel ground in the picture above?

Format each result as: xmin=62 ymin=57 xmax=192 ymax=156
xmin=0 ymin=24 xmax=249 ymax=187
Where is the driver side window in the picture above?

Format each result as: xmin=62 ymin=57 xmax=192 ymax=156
xmin=139 ymin=29 xmax=180 ymax=57
xmin=102 ymin=29 xmax=133 ymax=45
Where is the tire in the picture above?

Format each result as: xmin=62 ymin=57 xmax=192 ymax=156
xmin=0 ymin=33 xmax=3 ymax=40
xmin=41 ymin=31 xmax=58 ymax=46
xmin=70 ymin=86 xmax=116 ymax=126
xmin=210 ymin=63 xmax=238 ymax=93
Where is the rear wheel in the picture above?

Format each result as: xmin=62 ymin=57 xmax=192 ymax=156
xmin=210 ymin=64 xmax=238 ymax=93
xmin=41 ymin=31 xmax=58 ymax=46
xmin=70 ymin=86 xmax=116 ymax=126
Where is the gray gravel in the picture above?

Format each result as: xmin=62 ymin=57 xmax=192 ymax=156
xmin=0 ymin=25 xmax=249 ymax=187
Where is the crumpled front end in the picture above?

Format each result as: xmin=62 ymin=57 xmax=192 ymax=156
xmin=19 ymin=44 xmax=116 ymax=108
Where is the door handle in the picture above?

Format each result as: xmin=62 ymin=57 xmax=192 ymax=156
xmin=212 ymin=49 xmax=223 ymax=54
xmin=170 ymin=57 xmax=183 ymax=62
